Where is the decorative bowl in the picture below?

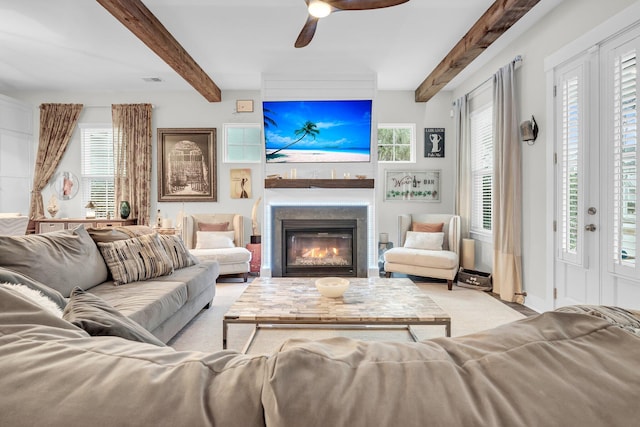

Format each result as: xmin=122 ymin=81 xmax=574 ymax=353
xmin=315 ymin=277 xmax=350 ymax=298
xmin=355 ymin=175 xmax=367 ymax=179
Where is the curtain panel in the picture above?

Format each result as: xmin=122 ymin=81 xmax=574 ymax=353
xmin=112 ymin=104 xmax=152 ymax=226
xmin=29 ymin=103 xmax=83 ymax=220
xmin=454 ymin=95 xmax=471 ymax=240
xmin=492 ymin=63 xmax=524 ymax=304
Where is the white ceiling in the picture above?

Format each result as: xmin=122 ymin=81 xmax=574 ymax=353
xmin=0 ymin=0 xmax=562 ymax=96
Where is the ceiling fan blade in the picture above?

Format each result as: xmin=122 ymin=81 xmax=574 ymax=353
xmin=327 ymin=0 xmax=409 ymax=11
xmin=295 ymin=15 xmax=319 ymax=48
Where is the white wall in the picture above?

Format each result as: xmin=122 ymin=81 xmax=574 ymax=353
xmin=450 ymin=0 xmax=637 ymax=311
xmin=375 ymin=90 xmax=456 ymax=246
xmin=3 ymin=87 xmax=453 ymax=245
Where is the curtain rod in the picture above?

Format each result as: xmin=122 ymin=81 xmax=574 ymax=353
xmin=84 ymin=104 xmax=155 ymax=108
xmin=454 ymin=55 xmax=523 ymax=103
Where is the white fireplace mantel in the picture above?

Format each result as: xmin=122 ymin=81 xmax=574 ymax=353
xmin=261 ymin=187 xmax=378 ymax=278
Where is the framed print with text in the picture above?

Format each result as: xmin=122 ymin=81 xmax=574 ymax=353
xmin=424 ymin=128 xmax=445 ymax=158
xmin=384 ymin=170 xmax=440 ymax=202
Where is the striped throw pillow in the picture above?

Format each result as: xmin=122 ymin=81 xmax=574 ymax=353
xmin=158 ymin=234 xmax=198 ymax=269
xmin=97 ymin=233 xmax=174 ymax=286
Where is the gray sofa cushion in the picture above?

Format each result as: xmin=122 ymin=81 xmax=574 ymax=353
xmin=63 ymin=287 xmax=165 ymax=346
xmin=88 ymin=279 xmax=188 ymax=333
xmin=0 ymin=267 xmax=67 ymax=310
xmin=152 ymin=262 xmax=217 ymax=301
xmin=0 ymin=226 xmax=108 ymax=297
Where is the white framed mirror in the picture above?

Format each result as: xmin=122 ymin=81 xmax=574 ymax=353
xmin=52 ymin=171 xmax=79 ymax=200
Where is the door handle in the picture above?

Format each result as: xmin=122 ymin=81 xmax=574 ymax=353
xmin=585 ymin=224 xmax=597 ymax=232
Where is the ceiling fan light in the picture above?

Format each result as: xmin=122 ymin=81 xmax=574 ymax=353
xmin=308 ymin=1 xmax=331 ymax=18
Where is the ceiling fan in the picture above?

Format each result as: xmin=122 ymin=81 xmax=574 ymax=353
xmin=295 ymin=0 xmax=410 ymax=48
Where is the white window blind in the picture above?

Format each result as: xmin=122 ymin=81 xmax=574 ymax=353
xmin=81 ymin=126 xmax=114 ymax=219
xmin=377 ymin=123 xmax=415 ymax=162
xmin=554 ymin=57 xmax=588 ymax=266
xmin=611 ymin=45 xmax=638 ymax=273
xmin=469 ymin=102 xmax=493 ymax=236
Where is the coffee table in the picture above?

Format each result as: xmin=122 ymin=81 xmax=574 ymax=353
xmin=223 ymin=277 xmax=451 ymax=352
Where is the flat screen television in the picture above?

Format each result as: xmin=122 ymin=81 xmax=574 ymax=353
xmin=263 ymin=99 xmax=372 ymax=163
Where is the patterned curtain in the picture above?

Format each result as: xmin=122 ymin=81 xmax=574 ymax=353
xmin=112 ymin=104 xmax=152 ymax=226
xmin=492 ymin=62 xmax=524 ymax=304
xmin=28 ymin=103 xmax=83 ymax=220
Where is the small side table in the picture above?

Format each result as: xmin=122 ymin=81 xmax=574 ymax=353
xmin=378 ymin=241 xmax=394 ymax=273
xmin=246 ymin=243 xmax=261 ymax=274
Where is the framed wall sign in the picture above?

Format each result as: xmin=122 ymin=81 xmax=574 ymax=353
xmin=424 ymin=128 xmax=445 ymax=158
xmin=157 ymin=128 xmax=217 ymax=202
xmin=384 ymin=170 xmax=441 ymax=202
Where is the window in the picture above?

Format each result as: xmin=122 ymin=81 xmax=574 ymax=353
xmin=80 ymin=125 xmax=114 ymax=219
xmin=469 ymin=85 xmax=493 ymax=237
xmin=223 ymin=123 xmax=262 ymax=163
xmin=611 ymin=41 xmax=638 ymax=270
xmin=377 ymin=123 xmax=415 ymax=162
xmin=555 ymin=58 xmax=586 ymax=265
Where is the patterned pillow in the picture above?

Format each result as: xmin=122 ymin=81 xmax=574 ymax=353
xmin=97 ymin=233 xmax=174 ymax=286
xmin=158 ymin=234 xmax=198 ymax=269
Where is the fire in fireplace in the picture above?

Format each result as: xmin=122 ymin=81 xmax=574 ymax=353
xmin=282 ymin=219 xmax=356 ymax=277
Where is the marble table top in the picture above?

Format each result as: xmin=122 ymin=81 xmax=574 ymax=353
xmin=224 ymin=277 xmax=450 ymax=323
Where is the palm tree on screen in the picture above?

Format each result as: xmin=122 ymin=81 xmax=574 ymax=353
xmin=267 ymin=121 xmax=320 ymax=157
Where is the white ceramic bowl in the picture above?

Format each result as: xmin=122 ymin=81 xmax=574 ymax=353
xmin=315 ymin=277 xmax=350 ymax=298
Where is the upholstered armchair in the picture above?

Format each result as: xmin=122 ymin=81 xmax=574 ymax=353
xmin=383 ymin=213 xmax=460 ymax=290
xmin=182 ymin=213 xmax=251 ymax=281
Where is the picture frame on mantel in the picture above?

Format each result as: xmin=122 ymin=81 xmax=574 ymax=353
xmin=157 ymin=128 xmax=217 ymax=202
xmin=384 ymin=170 xmax=440 ymax=202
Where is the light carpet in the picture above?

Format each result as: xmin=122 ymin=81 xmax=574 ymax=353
xmin=168 ymin=279 xmax=527 ymax=355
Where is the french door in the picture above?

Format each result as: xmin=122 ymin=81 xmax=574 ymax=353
xmin=553 ymin=25 xmax=640 ymax=309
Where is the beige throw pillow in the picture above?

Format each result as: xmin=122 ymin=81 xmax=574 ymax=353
xmin=412 ymin=222 xmax=444 ymax=232
xmin=97 ymin=234 xmax=174 ymax=286
xmin=195 ymin=231 xmax=236 ymax=249
xmin=404 ymin=231 xmax=444 ymax=251
xmin=197 ymin=222 xmax=229 ymax=231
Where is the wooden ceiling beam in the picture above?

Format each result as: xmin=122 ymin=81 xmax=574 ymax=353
xmin=97 ymin=0 xmax=221 ymax=102
xmin=414 ymin=0 xmax=540 ymax=103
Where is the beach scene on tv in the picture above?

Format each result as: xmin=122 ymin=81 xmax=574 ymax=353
xmin=263 ymin=99 xmax=372 ymax=163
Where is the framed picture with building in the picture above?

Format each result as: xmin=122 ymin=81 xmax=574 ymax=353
xmin=157 ymin=128 xmax=217 ymax=202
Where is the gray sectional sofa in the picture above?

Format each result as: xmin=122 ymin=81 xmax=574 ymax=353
xmin=0 ymin=284 xmax=639 ymax=426
xmin=1 ymin=226 xmax=639 ymax=426
xmin=0 ymin=225 xmax=218 ymax=343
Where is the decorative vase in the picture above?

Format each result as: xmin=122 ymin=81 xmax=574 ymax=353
xmin=119 ymin=201 xmax=131 ymax=219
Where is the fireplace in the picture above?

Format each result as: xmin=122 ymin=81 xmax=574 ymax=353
xmin=270 ymin=205 xmax=368 ymax=277
xmin=282 ymin=219 xmax=356 ymax=277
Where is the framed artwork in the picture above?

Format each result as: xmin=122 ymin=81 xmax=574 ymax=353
xmin=157 ymin=128 xmax=217 ymax=202
xmin=230 ymin=168 xmax=251 ymax=199
xmin=424 ymin=128 xmax=445 ymax=158
xmin=384 ymin=170 xmax=441 ymax=202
